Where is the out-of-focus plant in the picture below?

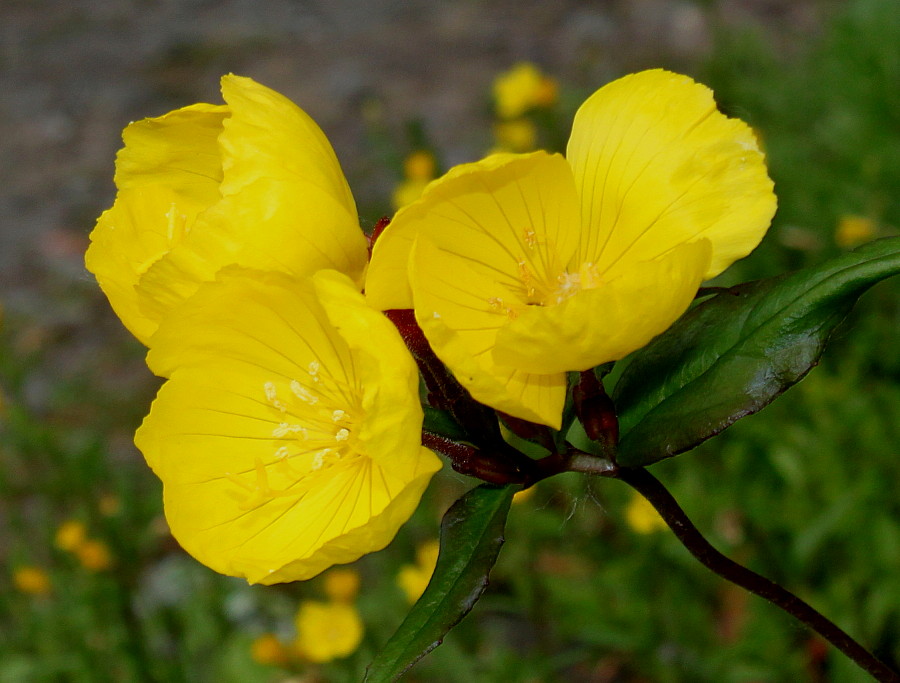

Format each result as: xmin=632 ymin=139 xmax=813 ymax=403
xmin=85 ymin=68 xmax=900 ymax=682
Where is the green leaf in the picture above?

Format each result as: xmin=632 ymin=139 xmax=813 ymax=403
xmin=613 ymin=237 xmax=900 ymax=467
xmin=364 ymin=484 xmax=515 ymax=682
xmin=422 ymin=405 xmax=467 ymax=441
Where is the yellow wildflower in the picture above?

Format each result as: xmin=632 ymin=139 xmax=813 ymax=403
xmin=624 ymin=491 xmax=668 ymax=534
xmin=294 ymin=600 xmax=364 ymax=663
xmin=13 ymin=566 xmax=52 ymax=596
xmin=85 ymin=74 xmax=367 ymax=346
xmin=55 ymin=520 xmax=87 ymax=552
xmin=251 ymin=633 xmax=292 ymax=666
xmin=76 ymin=539 xmax=114 ymax=571
xmin=323 ymin=568 xmax=361 ymax=603
xmin=835 ymin=214 xmax=876 ymax=248
xmin=392 ymin=151 xmax=438 ymax=210
xmin=135 ymin=268 xmax=441 ymax=584
xmin=397 ymin=539 xmax=440 ymax=604
xmin=492 ymin=118 xmax=538 ymax=153
xmin=493 ymin=62 xmax=559 ymax=119
xmin=403 ymin=150 xmax=437 ymax=181
xmin=368 ymin=69 xmax=776 ymax=428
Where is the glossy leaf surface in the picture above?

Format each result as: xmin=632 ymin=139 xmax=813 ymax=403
xmin=613 ymin=237 xmax=900 ymax=466
xmin=365 ymin=484 xmax=515 ymax=682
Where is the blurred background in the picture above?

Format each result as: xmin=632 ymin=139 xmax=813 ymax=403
xmin=1 ymin=0 xmax=899 ymax=681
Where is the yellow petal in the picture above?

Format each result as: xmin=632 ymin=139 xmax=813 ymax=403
xmin=567 ymin=69 xmax=776 ymax=280
xmin=136 ymin=270 xmax=440 ymax=583
xmin=86 ymin=186 xmax=197 ymax=344
xmin=87 ymin=76 xmax=366 ymax=346
xmin=114 ymin=103 xmax=227 ymax=200
xmin=216 ymin=75 xmax=367 ymax=282
xmin=492 ymin=240 xmax=712 ymax=373
xmin=367 ymin=152 xmax=571 ymax=311
xmin=313 ymin=270 xmax=426 ymax=478
xmin=218 ymin=74 xmax=354 ymax=213
xmin=412 ymin=238 xmax=566 ymax=428
xmin=86 ymin=104 xmax=228 ymax=344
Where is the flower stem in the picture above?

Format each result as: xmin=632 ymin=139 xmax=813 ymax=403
xmin=614 ymin=466 xmax=899 ymax=682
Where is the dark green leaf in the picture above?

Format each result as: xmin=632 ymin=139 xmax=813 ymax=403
xmin=422 ymin=405 xmax=467 ymax=441
xmin=364 ymin=484 xmax=515 ymax=682
xmin=613 ymin=237 xmax=900 ymax=466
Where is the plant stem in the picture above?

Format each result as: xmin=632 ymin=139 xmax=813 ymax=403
xmin=615 ymin=466 xmax=899 ymax=682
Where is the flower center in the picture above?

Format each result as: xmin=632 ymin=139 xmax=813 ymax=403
xmin=551 ymin=262 xmax=604 ymax=305
xmin=224 ymin=363 xmax=363 ymax=510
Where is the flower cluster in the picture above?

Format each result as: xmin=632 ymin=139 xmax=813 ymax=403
xmin=87 ymin=75 xmax=441 ymax=585
xmin=251 ymin=567 xmax=366 ymax=668
xmin=87 ymin=69 xmax=775 ymax=584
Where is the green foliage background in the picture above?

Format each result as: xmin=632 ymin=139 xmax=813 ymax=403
xmin=1 ymin=0 xmax=898 ymax=681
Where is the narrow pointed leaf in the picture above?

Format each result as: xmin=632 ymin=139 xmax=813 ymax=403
xmin=613 ymin=237 xmax=900 ymax=466
xmin=364 ymin=484 xmax=515 ymax=682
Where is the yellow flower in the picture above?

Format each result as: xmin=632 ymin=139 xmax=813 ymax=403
xmin=13 ymin=566 xmax=52 ymax=596
xmin=492 ymin=118 xmax=538 ymax=153
xmin=76 ymin=539 xmax=114 ymax=571
xmin=135 ymin=268 xmax=441 ymax=584
xmin=55 ymin=520 xmax=87 ymax=552
xmin=392 ymin=151 xmax=438 ymax=210
xmin=86 ymin=74 xmax=367 ymax=346
xmin=835 ymin=214 xmax=876 ymax=248
xmin=493 ymin=63 xmax=559 ymax=119
xmin=403 ymin=150 xmax=437 ymax=181
xmin=250 ymin=633 xmax=292 ymax=666
xmin=294 ymin=600 xmax=364 ymax=663
xmin=624 ymin=491 xmax=668 ymax=534
xmin=368 ymin=69 xmax=777 ymax=428
xmin=323 ymin=567 xmax=361 ymax=603
xmin=397 ymin=539 xmax=439 ymax=604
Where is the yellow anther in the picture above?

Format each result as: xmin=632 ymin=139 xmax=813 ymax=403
xmin=518 ymin=260 xmax=536 ymax=298
xmin=264 ymin=381 xmax=287 ymax=412
xmin=523 ymin=227 xmax=537 ymax=248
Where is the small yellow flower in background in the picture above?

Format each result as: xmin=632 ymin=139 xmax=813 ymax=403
xmin=835 ymin=214 xmax=876 ymax=248
xmin=75 ymin=539 xmax=114 ymax=571
xmin=404 ymin=150 xmax=436 ymax=181
xmin=85 ymin=74 xmax=367 ymax=347
xmin=397 ymin=539 xmax=440 ymax=604
xmin=136 ymin=269 xmax=441 ymax=584
xmin=294 ymin=600 xmax=364 ymax=663
xmin=251 ymin=633 xmax=292 ymax=667
xmin=392 ymin=150 xmax=438 ymax=210
xmin=55 ymin=520 xmax=87 ymax=552
xmin=368 ymin=69 xmax=777 ymax=429
xmin=624 ymin=491 xmax=668 ymax=534
xmin=323 ymin=568 xmax=361 ymax=603
xmin=13 ymin=566 xmax=52 ymax=596
xmin=492 ymin=118 xmax=538 ymax=153
xmin=493 ymin=62 xmax=558 ymax=119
